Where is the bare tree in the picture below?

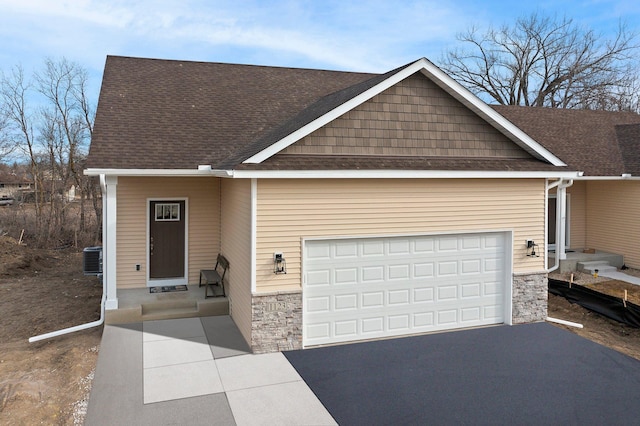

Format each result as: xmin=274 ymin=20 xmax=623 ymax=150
xmin=0 ymin=65 xmax=45 ymax=229
xmin=440 ymin=13 xmax=640 ymax=110
xmin=0 ymin=107 xmax=15 ymax=161
xmin=0 ymin=58 xmax=97 ymax=248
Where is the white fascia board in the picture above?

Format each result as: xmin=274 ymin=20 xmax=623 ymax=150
xmin=417 ymin=59 xmax=567 ymax=167
xmin=84 ymin=168 xmax=233 ymax=177
xmin=243 ymin=57 xmax=567 ymax=168
xmin=243 ymin=59 xmax=429 ymax=164
xmin=230 ymin=169 xmax=582 ymax=179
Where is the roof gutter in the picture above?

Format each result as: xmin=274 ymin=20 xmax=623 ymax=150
xmin=573 ymin=174 xmax=639 ymax=180
xmin=84 ymin=168 xmax=233 ymax=177
xmin=227 ymin=170 xmax=582 ymax=179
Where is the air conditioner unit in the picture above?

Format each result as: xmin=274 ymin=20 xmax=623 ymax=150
xmin=83 ymin=246 xmax=103 ymax=276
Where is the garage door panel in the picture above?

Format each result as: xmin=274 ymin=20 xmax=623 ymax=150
xmin=307 ymin=296 xmax=330 ymax=313
xmin=335 ymin=241 xmax=358 ymax=258
xmin=461 ymin=282 xmax=481 ymax=298
xmin=462 ymin=236 xmax=482 ymax=250
xmin=334 ymin=293 xmax=358 ymax=310
xmin=362 ymin=291 xmax=384 ymax=308
xmin=362 ymin=317 xmax=384 ymax=334
xmin=414 ymin=262 xmax=435 ymax=277
xmin=304 ymin=233 xmax=508 ymax=346
xmin=335 ymin=320 xmax=358 ymax=337
xmin=362 ymin=266 xmax=384 ymax=282
xmin=334 ymin=268 xmax=358 ymax=285
xmin=414 ymin=312 xmax=435 ymax=327
xmin=388 ymin=314 xmax=410 ymax=330
xmin=307 ymin=243 xmax=331 ymax=259
xmin=438 ymin=237 xmax=459 ymax=251
xmin=438 ymin=261 xmax=458 ymax=276
xmin=388 ymin=264 xmax=410 ymax=280
xmin=414 ymin=287 xmax=435 ymax=302
xmin=388 ymin=289 xmax=410 ymax=305
xmin=461 ymin=307 xmax=481 ymax=322
xmin=389 ymin=239 xmax=411 ymax=254
xmin=461 ymin=259 xmax=481 ymax=274
xmin=362 ymin=240 xmax=384 ymax=256
xmin=306 ymin=270 xmax=331 ymax=286
xmin=414 ymin=238 xmax=435 ymax=253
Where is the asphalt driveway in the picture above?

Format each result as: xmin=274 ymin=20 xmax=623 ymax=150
xmin=284 ymin=323 xmax=640 ymax=425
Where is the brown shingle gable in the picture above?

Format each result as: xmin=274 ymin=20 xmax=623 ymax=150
xmin=492 ymin=105 xmax=640 ymax=176
xmin=217 ymin=63 xmax=412 ymax=168
xmin=87 ymin=56 xmax=375 ymax=169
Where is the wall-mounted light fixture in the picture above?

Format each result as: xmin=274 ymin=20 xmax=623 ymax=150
xmin=526 ymin=240 xmax=539 ymax=257
xmin=274 ymin=252 xmax=287 ymax=274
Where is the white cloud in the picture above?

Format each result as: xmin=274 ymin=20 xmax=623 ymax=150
xmin=0 ymin=0 xmax=467 ymax=73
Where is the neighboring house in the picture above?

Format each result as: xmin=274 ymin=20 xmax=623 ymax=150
xmin=494 ymin=107 xmax=640 ymax=270
xmin=0 ymin=172 xmax=32 ymax=199
xmin=86 ymin=56 xmax=583 ymax=352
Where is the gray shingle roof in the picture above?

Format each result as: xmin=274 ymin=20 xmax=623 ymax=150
xmin=492 ymin=105 xmax=640 ymax=176
xmin=87 ymin=56 xmax=376 ymax=169
xmin=88 ymin=57 xmax=639 ymax=176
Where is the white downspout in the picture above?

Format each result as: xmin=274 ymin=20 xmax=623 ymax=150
xmin=29 ymin=281 xmax=105 ymax=342
xmin=29 ymin=176 xmax=109 ymax=343
xmin=547 ymin=179 xmax=573 ymax=273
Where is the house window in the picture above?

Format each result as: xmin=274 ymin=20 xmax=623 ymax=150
xmin=155 ymin=203 xmax=180 ymax=221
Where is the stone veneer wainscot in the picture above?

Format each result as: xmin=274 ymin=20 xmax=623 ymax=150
xmin=251 ymin=291 xmax=303 ymax=353
xmin=512 ymin=272 xmax=548 ymax=323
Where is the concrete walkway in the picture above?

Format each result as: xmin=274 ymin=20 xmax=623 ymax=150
xmin=85 ymin=316 xmax=336 ymax=425
xmin=599 ymin=270 xmax=640 ymax=285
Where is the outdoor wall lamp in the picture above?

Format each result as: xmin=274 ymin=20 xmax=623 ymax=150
xmin=526 ymin=240 xmax=539 ymax=257
xmin=274 ymin=252 xmax=287 ymax=274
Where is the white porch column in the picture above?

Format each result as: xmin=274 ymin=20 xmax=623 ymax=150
xmin=101 ymin=175 xmax=118 ymax=309
xmin=556 ymin=180 xmax=573 ymax=260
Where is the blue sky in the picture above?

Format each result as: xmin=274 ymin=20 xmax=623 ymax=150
xmin=1 ymin=0 xmax=639 ymax=103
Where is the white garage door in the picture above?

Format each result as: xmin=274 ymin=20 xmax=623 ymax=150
xmin=303 ymin=232 xmax=508 ymax=346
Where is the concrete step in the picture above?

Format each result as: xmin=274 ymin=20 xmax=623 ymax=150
xmin=141 ymin=298 xmax=197 ymax=315
xmin=577 ymin=261 xmax=617 ymax=274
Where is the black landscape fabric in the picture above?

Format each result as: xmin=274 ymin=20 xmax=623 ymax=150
xmin=285 ymin=323 xmax=640 ymax=425
xmin=548 ymin=278 xmax=640 ymax=327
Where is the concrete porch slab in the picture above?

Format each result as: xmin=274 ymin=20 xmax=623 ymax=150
xmin=548 ymin=248 xmax=624 ymax=273
xmin=106 ymin=284 xmax=229 ymax=324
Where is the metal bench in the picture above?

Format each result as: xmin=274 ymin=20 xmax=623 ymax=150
xmin=198 ymin=254 xmax=229 ymax=298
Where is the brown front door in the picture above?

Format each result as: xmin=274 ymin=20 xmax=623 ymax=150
xmin=149 ymin=200 xmax=186 ymax=279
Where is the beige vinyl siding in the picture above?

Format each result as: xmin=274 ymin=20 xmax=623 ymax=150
xmin=221 ymin=178 xmax=253 ymax=344
xmin=282 ymin=73 xmax=532 ymax=159
xmin=116 ymin=177 xmax=220 ymax=289
xmin=566 ymin=181 xmax=586 ymax=248
xmin=586 ymin=181 xmax=640 ymax=268
xmin=255 ymin=178 xmax=546 ymax=293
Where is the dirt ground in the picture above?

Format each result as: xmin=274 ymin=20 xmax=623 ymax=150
xmin=0 ymin=236 xmax=102 ymax=425
xmin=548 ymin=270 xmax=640 ymax=361
xmin=1 ymin=237 xmax=640 ymax=424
